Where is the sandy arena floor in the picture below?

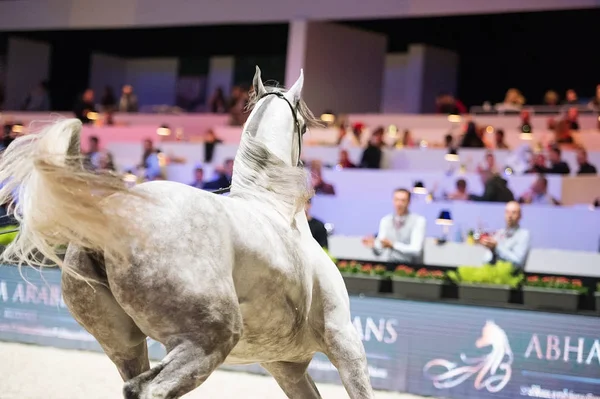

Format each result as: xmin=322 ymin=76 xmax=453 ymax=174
xmin=0 ymin=341 xmax=431 ymax=399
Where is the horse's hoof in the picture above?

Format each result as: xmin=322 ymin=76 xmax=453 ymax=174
xmin=123 ymin=381 xmax=141 ymax=399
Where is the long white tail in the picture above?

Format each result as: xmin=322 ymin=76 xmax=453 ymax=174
xmin=0 ymin=118 xmax=147 ymax=278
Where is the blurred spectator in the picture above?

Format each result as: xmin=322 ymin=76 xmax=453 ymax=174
xmin=203 ymin=159 xmax=234 ymax=190
xmin=471 ymin=170 xmax=515 ymax=203
xmin=505 ymin=144 xmax=534 ymax=175
xmin=563 ymin=89 xmax=578 ymax=105
xmin=543 ymin=90 xmax=559 ymax=106
xmin=97 ymin=151 xmax=115 ymax=172
xmin=519 ymin=109 xmax=532 ymax=133
xmin=565 ymin=107 xmax=580 ymax=130
xmin=459 ymin=121 xmax=485 ymax=148
xmin=228 ymin=86 xmax=250 ymax=126
xmin=554 ymin=119 xmax=574 ymax=145
xmin=208 ymin=87 xmax=227 ymax=113
xmin=305 ymin=199 xmax=328 ymax=249
xmin=310 ymin=160 xmax=335 ymax=195
xmin=101 ymin=85 xmax=117 ymax=113
xmin=435 ymin=93 xmax=466 ymax=114
xmin=477 ymin=151 xmax=498 ymax=174
xmin=203 ymin=129 xmax=223 ymax=163
xmin=480 ymin=201 xmax=530 ymax=269
xmin=21 ymin=81 xmax=50 ymax=111
xmin=189 ymin=166 xmax=205 ymax=189
xmin=494 ymin=129 xmax=509 ymax=149
xmin=587 ymin=84 xmax=600 ymax=111
xmin=525 ymin=153 xmax=549 ymax=174
xmin=396 ymin=129 xmax=416 ymax=148
xmin=361 ymin=188 xmax=426 ymax=263
xmin=360 ymin=127 xmax=384 ymax=168
xmin=447 ymin=179 xmax=470 ymax=201
xmin=518 ymin=174 xmax=558 ymax=205
xmin=84 ymin=136 xmax=101 ymax=170
xmin=496 ymin=88 xmax=525 ymax=112
xmin=576 ymin=147 xmax=597 ymax=175
xmin=547 ymin=146 xmax=570 ymax=175
xmin=338 ymin=122 xmax=364 ymax=147
xmin=337 ymin=149 xmax=356 ymax=169
xmin=73 ymin=89 xmax=97 ymax=124
xmin=139 ymin=139 xmax=163 ymax=180
xmin=119 ymin=85 xmax=138 ymax=113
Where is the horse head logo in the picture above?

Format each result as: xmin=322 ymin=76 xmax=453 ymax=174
xmin=423 ymin=320 xmax=513 ymax=393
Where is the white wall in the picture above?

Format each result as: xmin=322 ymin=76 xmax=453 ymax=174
xmin=288 ymin=21 xmax=387 ymax=114
xmin=125 ymin=58 xmax=179 ymax=108
xmin=0 ymin=0 xmax=597 ymax=30
xmin=381 ymin=45 xmax=458 ymax=114
xmin=89 ymin=52 xmax=127 ymax=100
xmin=206 ymin=56 xmax=234 ymax=103
xmin=4 ymin=37 xmax=50 ymax=110
xmin=381 ymin=54 xmax=408 ymax=113
xmin=420 ymin=45 xmax=459 ymax=113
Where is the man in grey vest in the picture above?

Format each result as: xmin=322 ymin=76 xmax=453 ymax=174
xmin=480 ymin=201 xmax=530 ymax=269
xmin=362 ymin=188 xmax=426 ymax=264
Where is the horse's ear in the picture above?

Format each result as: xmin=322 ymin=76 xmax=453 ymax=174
xmin=285 ymin=69 xmax=304 ymax=104
xmin=253 ymin=66 xmax=267 ymax=97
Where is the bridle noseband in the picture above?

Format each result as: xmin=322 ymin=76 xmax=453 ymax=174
xmin=211 ymin=91 xmax=305 ymax=195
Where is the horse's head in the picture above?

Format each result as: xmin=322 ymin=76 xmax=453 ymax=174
xmin=243 ymin=66 xmax=317 ymax=167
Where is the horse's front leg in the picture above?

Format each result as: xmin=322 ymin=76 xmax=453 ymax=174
xmin=323 ymin=321 xmax=375 ymax=399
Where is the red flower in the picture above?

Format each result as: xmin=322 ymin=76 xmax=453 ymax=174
xmin=527 ymin=276 xmax=539 ymax=282
xmin=572 ymin=279 xmax=582 ymax=287
xmin=542 ymin=277 xmax=553 ymax=283
xmin=416 ymin=268 xmax=429 ymax=277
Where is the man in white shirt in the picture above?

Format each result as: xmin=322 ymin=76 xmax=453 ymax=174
xmin=480 ymin=201 xmax=531 ymax=269
xmin=362 ymin=188 xmax=427 ymax=263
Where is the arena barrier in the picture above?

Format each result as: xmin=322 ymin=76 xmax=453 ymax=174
xmin=0 ymin=265 xmax=599 ymax=399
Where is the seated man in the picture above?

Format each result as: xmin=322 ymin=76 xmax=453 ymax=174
xmin=518 ymin=174 xmax=558 ymax=205
xmin=362 ymin=188 xmax=426 ymax=263
xmin=480 ymin=201 xmax=530 ymax=269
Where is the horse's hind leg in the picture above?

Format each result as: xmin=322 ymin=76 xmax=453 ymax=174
xmin=323 ymin=322 xmax=375 ymax=399
xmin=62 ymin=246 xmax=150 ymax=381
xmin=261 ymin=360 xmax=322 ymax=398
xmin=122 ymin=291 xmax=242 ymax=399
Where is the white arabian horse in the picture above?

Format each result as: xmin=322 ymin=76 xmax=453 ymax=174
xmin=0 ymin=67 xmax=374 ymax=399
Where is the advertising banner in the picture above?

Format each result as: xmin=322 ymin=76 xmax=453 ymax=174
xmin=1 ymin=266 xmax=599 ymax=398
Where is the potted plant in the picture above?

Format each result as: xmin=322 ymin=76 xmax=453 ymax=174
xmin=447 ymin=261 xmax=523 ymax=305
xmin=337 ymin=260 xmax=386 ymax=295
xmin=390 ymin=265 xmax=445 ymax=300
xmin=523 ymin=276 xmax=587 ymax=312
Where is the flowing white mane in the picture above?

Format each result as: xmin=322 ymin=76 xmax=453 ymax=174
xmin=230 ymin=133 xmax=313 ymax=221
xmin=229 ymin=68 xmax=320 ymax=222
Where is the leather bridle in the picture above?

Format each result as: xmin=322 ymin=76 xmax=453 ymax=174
xmin=211 ymin=91 xmax=305 ymax=195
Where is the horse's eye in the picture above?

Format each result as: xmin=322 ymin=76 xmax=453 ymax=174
xmin=301 ymin=125 xmax=307 ymax=135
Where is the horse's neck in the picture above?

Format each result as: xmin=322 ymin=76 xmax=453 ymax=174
xmin=294 ymin=211 xmax=312 ymax=238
